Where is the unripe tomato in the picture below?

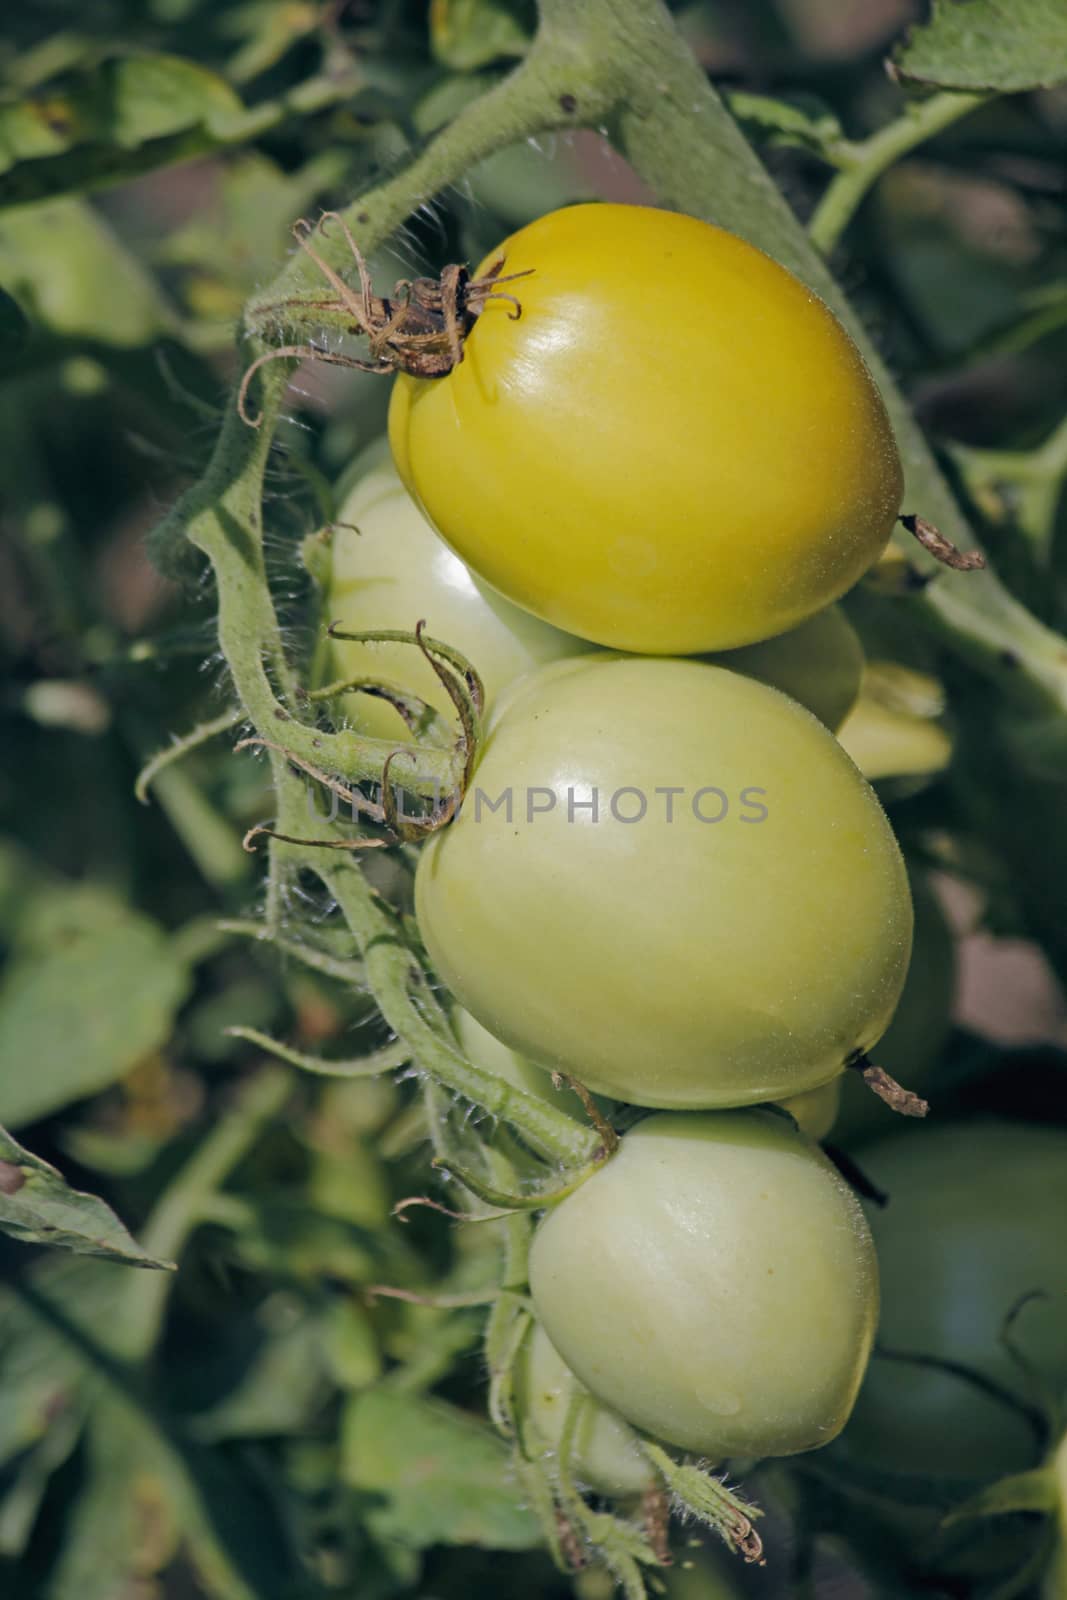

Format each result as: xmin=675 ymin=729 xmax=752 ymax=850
xmin=452 ymin=1005 xmax=611 ymax=1119
xmin=389 ymin=203 xmax=902 ymax=654
xmin=835 ymin=663 xmax=951 ymax=785
xmin=842 ymin=1121 xmax=1067 ymax=1478
xmin=779 ymin=1077 xmax=842 ymax=1141
xmin=321 ymin=448 xmax=590 ymax=741
xmin=528 ymin=1111 xmax=878 ymax=1458
xmin=716 ymin=606 xmax=864 ymax=732
xmin=517 ymin=1321 xmax=655 ymax=1496
xmin=416 ymin=655 xmax=912 ymax=1107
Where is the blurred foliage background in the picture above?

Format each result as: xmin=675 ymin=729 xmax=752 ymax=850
xmin=1 ymin=1 xmax=1067 ymax=1597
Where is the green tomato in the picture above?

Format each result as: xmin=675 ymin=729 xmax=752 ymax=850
xmin=517 ymin=1321 xmax=655 ymax=1496
xmin=322 ymin=452 xmax=590 ymax=742
xmin=416 ymin=655 xmax=912 ymax=1108
xmin=779 ymin=1077 xmax=842 ymax=1141
xmin=835 ymin=663 xmax=951 ymax=785
xmin=528 ymin=1111 xmax=878 ymax=1459
xmin=713 ymin=606 xmax=864 ymax=732
xmin=452 ymin=1005 xmax=610 ymax=1120
xmin=833 ymin=871 xmax=956 ymax=1145
xmin=842 ymin=1120 xmax=1067 ymax=1478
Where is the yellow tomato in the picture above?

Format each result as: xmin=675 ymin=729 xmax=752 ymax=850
xmin=389 ymin=203 xmax=902 ymax=654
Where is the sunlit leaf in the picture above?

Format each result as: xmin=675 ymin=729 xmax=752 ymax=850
xmin=894 ymin=0 xmax=1067 ymax=91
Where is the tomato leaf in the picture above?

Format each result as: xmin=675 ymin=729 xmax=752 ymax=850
xmin=341 ymin=1386 xmax=540 ymax=1548
xmin=0 ymin=902 xmax=190 ymax=1127
xmin=893 ymin=0 xmax=1067 ymax=92
xmin=0 ymin=197 xmax=175 ymax=348
xmin=943 ymin=1465 xmax=1058 ymax=1525
xmin=0 ymin=1124 xmax=173 ymax=1268
xmin=0 ymin=52 xmax=359 ymax=209
xmin=429 ymin=0 xmax=534 ymax=71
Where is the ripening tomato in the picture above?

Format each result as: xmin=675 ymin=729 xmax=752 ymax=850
xmin=320 ymin=446 xmax=590 ymax=742
xmin=528 ymin=1111 xmax=878 ymax=1458
xmin=842 ymin=1121 xmax=1067 ymax=1478
xmin=389 ymin=203 xmax=902 ymax=654
xmin=323 ymin=447 xmax=860 ymax=737
xmin=416 ymin=655 xmax=912 ymax=1108
xmin=517 ymin=1321 xmax=655 ymax=1496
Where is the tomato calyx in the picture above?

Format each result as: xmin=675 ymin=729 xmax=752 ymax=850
xmin=845 ymin=1049 xmax=929 ymax=1117
xmin=238 ymin=210 xmax=532 ymax=425
xmin=898 ymin=512 xmax=986 ymax=573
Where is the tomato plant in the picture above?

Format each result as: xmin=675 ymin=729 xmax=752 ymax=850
xmin=4 ymin=1 xmax=1067 ymax=1597
xmin=842 ymin=1121 xmax=1067 ymax=1479
xmin=528 ymin=1110 xmax=878 ymax=1459
xmin=416 ymin=653 xmax=912 ymax=1106
xmin=389 ymin=203 xmax=903 ymax=654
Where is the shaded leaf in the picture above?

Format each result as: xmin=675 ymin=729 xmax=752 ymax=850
xmin=0 ymin=1256 xmax=114 ymax=1469
xmin=894 ymin=0 xmax=1067 ymax=91
xmin=0 ymin=903 xmax=190 ymax=1127
xmin=0 ymin=286 xmax=28 ymax=352
xmin=190 ymin=1308 xmax=326 ymax=1442
xmin=341 ymin=1385 xmax=540 ymax=1549
xmin=0 ymin=1123 xmax=174 ymax=1268
xmin=944 ymin=1465 xmax=1058 ymax=1525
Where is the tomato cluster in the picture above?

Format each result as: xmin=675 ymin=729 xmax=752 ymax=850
xmin=322 ymin=202 xmax=1027 ymax=1560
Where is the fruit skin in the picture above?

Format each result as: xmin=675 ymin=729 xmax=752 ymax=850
xmin=389 ymin=203 xmax=902 ymax=654
xmin=841 ymin=1120 xmax=1067 ymax=1479
xmin=517 ymin=1322 xmax=655 ymax=1496
xmin=321 ymin=448 xmax=590 ymax=742
xmin=780 ymin=1077 xmax=842 ymax=1141
xmin=323 ymin=446 xmax=859 ymax=739
xmin=452 ymin=1005 xmax=611 ymax=1119
xmin=714 ymin=606 xmax=863 ymax=732
xmin=416 ymin=654 xmax=912 ymax=1108
xmin=528 ymin=1110 xmax=878 ymax=1459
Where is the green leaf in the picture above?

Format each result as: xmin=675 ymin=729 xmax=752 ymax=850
xmin=0 ymin=1124 xmax=174 ymax=1268
xmin=943 ymin=1465 xmax=1059 ymax=1525
xmin=341 ymin=1385 xmax=541 ymax=1549
xmin=429 ymin=0 xmax=534 ymax=71
xmin=894 ymin=0 xmax=1067 ymax=92
xmin=0 ymin=54 xmax=244 ymax=171
xmin=190 ymin=1306 xmax=327 ymax=1442
xmin=0 ymin=198 xmax=175 ymax=347
xmin=0 ymin=903 xmax=190 ymax=1127
xmin=0 ymin=1256 xmax=112 ymax=1469
xmin=0 ymin=53 xmax=361 ymax=208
